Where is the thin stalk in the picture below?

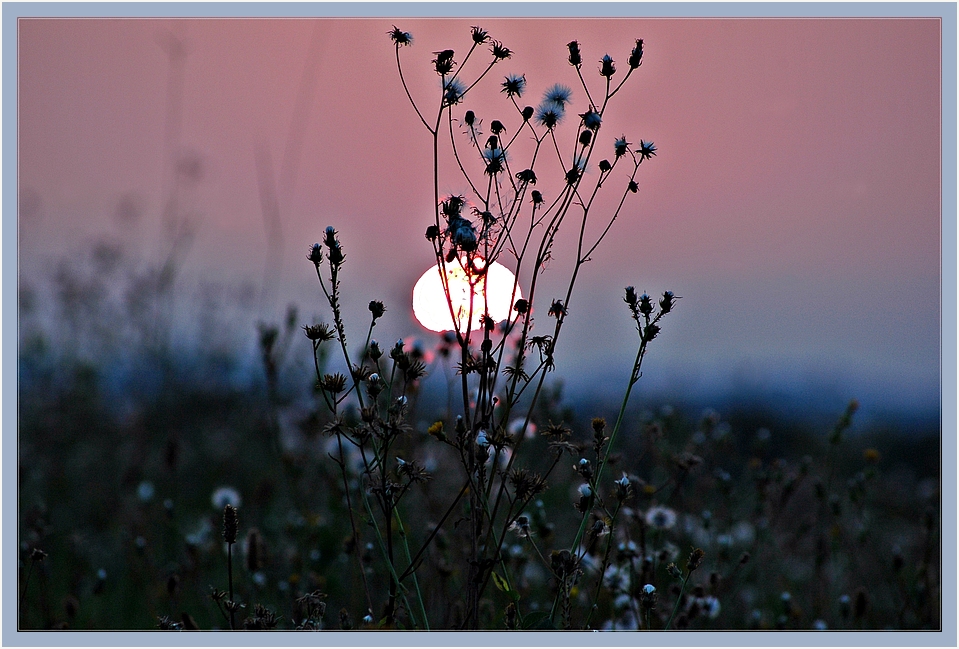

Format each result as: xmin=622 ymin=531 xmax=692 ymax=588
xmin=664 ymin=571 xmax=692 ymax=630
xmin=227 ymin=543 xmax=235 ymax=630
xmin=395 ymin=511 xmax=430 ymax=630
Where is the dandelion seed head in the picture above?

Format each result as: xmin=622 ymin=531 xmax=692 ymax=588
xmin=137 ymin=480 xmax=155 ymax=503
xmin=211 ymin=486 xmax=241 ymax=510
xmin=443 ymin=78 xmax=466 ymax=105
xmin=644 ymin=505 xmax=677 ymax=530
xmin=543 ymin=83 xmax=573 ymax=106
xmin=501 ymin=73 xmax=526 ymax=98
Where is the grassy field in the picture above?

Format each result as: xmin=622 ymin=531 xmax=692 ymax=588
xmin=17 ymin=332 xmax=940 ymax=631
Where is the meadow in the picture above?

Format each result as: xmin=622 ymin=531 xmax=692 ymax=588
xmin=17 ymin=23 xmax=941 ymax=633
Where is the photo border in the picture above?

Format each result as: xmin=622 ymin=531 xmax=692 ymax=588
xmin=3 ymin=2 xmax=955 ymax=647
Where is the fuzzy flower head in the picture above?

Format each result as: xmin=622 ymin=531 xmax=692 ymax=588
xmin=637 ymin=140 xmax=657 ymax=161
xmin=388 ymin=26 xmax=413 ymax=46
xmin=482 ymin=147 xmax=507 ymax=176
xmin=501 ymin=73 xmax=526 ymax=98
xmin=543 ymin=83 xmax=573 ymax=108
xmin=508 ymin=515 xmax=532 ymax=538
xmin=644 ymin=505 xmax=677 ymax=530
xmin=211 ymin=486 xmax=242 ymax=510
xmin=443 ymin=77 xmax=466 ymax=105
xmin=580 ymin=109 xmax=602 ymax=131
xmin=614 ymin=136 xmax=630 ymax=158
xmin=535 ymin=101 xmax=565 ymax=129
xmin=137 ymin=481 xmax=155 ymax=502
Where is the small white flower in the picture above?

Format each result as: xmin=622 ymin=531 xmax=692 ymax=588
xmin=702 ymin=595 xmax=721 ymax=619
xmin=476 ymin=430 xmax=489 ymax=447
xmin=642 ymin=584 xmax=656 ymax=595
xmin=613 ymin=593 xmax=632 ymax=612
xmin=578 ymin=483 xmax=592 ymax=497
xmin=137 ymin=481 xmax=155 ymax=503
xmin=211 ymin=486 xmax=241 ymax=510
xmin=644 ymin=505 xmax=677 ymax=530
xmin=508 ymin=418 xmax=537 ymax=439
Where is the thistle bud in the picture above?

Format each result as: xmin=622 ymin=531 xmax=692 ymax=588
xmin=600 ymin=54 xmax=616 ymax=78
xmin=567 ymin=40 xmax=582 ymax=66
xmin=687 ymin=547 xmax=705 ymax=572
xmin=659 ymin=290 xmax=676 ymax=314
xmin=639 ymin=292 xmax=653 ymax=316
xmin=521 ymin=106 xmax=534 ymax=122
xmin=628 ymin=39 xmax=644 ymax=69
xmin=433 ymin=49 xmax=455 ymax=75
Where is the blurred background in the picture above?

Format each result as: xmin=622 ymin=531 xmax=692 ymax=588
xmin=16 ymin=18 xmax=942 ymax=630
xmin=18 ymin=18 xmax=941 ymax=421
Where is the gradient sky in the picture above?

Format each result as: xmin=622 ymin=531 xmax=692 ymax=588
xmin=17 ymin=18 xmax=942 ymax=416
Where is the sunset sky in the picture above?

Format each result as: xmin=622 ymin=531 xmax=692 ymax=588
xmin=17 ymin=17 xmax=943 ymax=418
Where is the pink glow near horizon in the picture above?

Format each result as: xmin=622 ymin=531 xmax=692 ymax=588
xmin=17 ymin=18 xmax=942 ymax=408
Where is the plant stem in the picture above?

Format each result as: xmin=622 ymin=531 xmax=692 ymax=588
xmin=227 ymin=542 xmax=235 ymax=630
xmin=664 ymin=571 xmax=691 ymax=630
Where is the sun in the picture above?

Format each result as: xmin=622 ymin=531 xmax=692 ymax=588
xmin=412 ymin=257 xmax=522 ymax=333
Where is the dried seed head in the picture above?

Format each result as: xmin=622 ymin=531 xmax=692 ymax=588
xmin=223 ymin=504 xmax=238 ymax=544
xmin=567 ymin=40 xmax=582 ymax=66
xmin=600 ymin=54 xmax=616 ymax=77
xmin=667 ymin=562 xmax=683 ymax=579
xmin=628 ymin=39 xmax=644 ymax=69
xmin=687 ymin=547 xmax=705 ymax=572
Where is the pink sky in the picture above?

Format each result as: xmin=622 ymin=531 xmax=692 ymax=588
xmin=17 ymin=18 xmax=942 ymax=413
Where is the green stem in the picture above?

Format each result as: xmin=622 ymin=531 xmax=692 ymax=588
xmin=664 ymin=571 xmax=691 ymax=630
xmin=395 ymin=511 xmax=430 ymax=630
xmin=227 ymin=542 xmax=235 ymax=630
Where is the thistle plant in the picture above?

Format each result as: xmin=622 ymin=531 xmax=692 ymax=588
xmin=302 ymin=25 xmax=675 ymax=630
